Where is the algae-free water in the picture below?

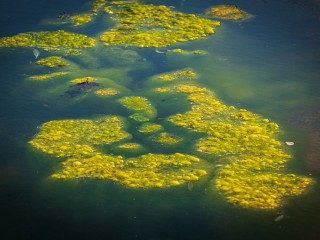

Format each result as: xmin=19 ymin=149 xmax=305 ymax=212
xmin=0 ymin=0 xmax=320 ymax=239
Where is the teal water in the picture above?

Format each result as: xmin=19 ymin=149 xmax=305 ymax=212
xmin=1 ymin=0 xmax=320 ymax=239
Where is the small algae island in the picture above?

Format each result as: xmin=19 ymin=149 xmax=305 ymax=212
xmin=0 ymin=0 xmax=313 ymax=211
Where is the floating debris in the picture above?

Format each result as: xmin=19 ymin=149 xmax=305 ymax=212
xmin=285 ymin=141 xmax=295 ymax=146
xmin=274 ymin=214 xmax=285 ymax=222
xmin=188 ymin=182 xmax=194 ymax=191
xmin=33 ymin=49 xmax=40 ymax=59
xmin=155 ymin=49 xmax=165 ymax=54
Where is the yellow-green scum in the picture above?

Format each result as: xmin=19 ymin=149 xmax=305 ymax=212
xmin=153 ymin=132 xmax=182 ymax=145
xmin=138 ymin=123 xmax=163 ymax=133
xmin=207 ymin=5 xmax=251 ymax=21
xmin=95 ymin=88 xmax=119 ymax=96
xmin=30 ymin=72 xmax=69 ymax=80
xmin=0 ymin=30 xmax=95 ymax=49
xmin=29 ymin=116 xmax=131 ymax=158
xmin=70 ymin=76 xmax=95 ymax=84
xmin=100 ymin=2 xmax=220 ymax=48
xmin=165 ymin=83 xmax=313 ymax=210
xmin=36 ymin=56 xmax=69 ymax=68
xmin=71 ymin=14 xmax=94 ymax=26
xmin=158 ymin=69 xmax=198 ymax=81
xmin=52 ymin=152 xmax=208 ymax=188
xmin=119 ymin=96 xmax=156 ymax=121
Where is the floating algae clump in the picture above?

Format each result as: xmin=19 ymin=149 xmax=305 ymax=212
xmin=165 ymin=83 xmax=313 ymax=209
xmin=138 ymin=123 xmax=163 ymax=133
xmin=216 ymin=163 xmax=312 ymax=209
xmin=119 ymin=96 xmax=156 ymax=122
xmin=0 ymin=30 xmax=95 ymax=49
xmin=69 ymin=0 xmax=107 ymax=26
xmin=158 ymin=69 xmax=198 ymax=81
xmin=70 ymin=76 xmax=95 ymax=85
xmin=174 ymin=84 xmax=211 ymax=94
xmin=71 ymin=14 xmax=93 ymax=26
xmin=207 ymin=5 xmax=250 ymax=21
xmin=52 ymin=153 xmax=208 ymax=188
xmin=30 ymin=72 xmax=69 ymax=80
xmin=117 ymin=143 xmax=142 ymax=150
xmin=95 ymin=88 xmax=119 ymax=96
xmin=52 ymin=154 xmax=125 ymax=180
xmin=168 ymin=49 xmax=207 ymax=55
xmin=92 ymin=0 xmax=107 ymax=13
xmin=29 ymin=116 xmax=131 ymax=158
xmin=120 ymin=153 xmax=208 ymax=188
xmin=153 ymin=132 xmax=182 ymax=145
xmin=36 ymin=56 xmax=69 ymax=67
xmin=100 ymin=2 xmax=220 ymax=48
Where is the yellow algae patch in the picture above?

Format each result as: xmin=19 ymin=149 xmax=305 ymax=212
xmin=69 ymin=0 xmax=107 ymax=26
xmin=100 ymin=2 xmax=220 ymax=48
xmin=119 ymin=96 xmax=156 ymax=122
xmin=64 ymin=49 xmax=82 ymax=56
xmin=0 ymin=30 xmax=95 ymax=49
xmin=51 ymin=152 xmax=207 ymax=188
xmin=52 ymin=154 xmax=125 ymax=180
xmin=153 ymin=132 xmax=182 ymax=145
xmin=216 ymin=164 xmax=313 ymax=209
xmin=36 ymin=56 xmax=69 ymax=68
xmin=154 ymin=87 xmax=171 ymax=93
xmin=95 ymin=88 xmax=119 ymax=96
xmin=158 ymin=69 xmax=198 ymax=81
xmin=121 ymin=153 xmax=207 ymax=188
xmin=174 ymin=84 xmax=211 ymax=94
xmin=92 ymin=0 xmax=107 ymax=13
xmin=30 ymin=72 xmax=69 ymax=80
xmin=110 ymin=1 xmax=128 ymax=5
xmin=168 ymin=48 xmax=183 ymax=53
xmin=117 ymin=143 xmax=142 ymax=150
xmin=165 ymin=84 xmax=313 ymax=209
xmin=207 ymin=5 xmax=250 ymax=21
xmin=138 ymin=123 xmax=163 ymax=134
xmin=71 ymin=14 xmax=93 ymax=26
xmin=168 ymin=49 xmax=207 ymax=55
xmin=70 ymin=76 xmax=95 ymax=84
xmin=29 ymin=116 xmax=131 ymax=158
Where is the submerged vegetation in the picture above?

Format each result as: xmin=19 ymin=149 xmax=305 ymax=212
xmin=0 ymin=0 xmax=313 ymax=210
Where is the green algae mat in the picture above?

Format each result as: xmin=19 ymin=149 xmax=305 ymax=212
xmin=0 ymin=0 xmax=314 ymax=211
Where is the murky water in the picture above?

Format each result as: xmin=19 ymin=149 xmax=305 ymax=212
xmin=1 ymin=0 xmax=320 ymax=239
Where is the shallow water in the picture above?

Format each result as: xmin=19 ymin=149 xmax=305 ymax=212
xmin=1 ymin=0 xmax=320 ymax=239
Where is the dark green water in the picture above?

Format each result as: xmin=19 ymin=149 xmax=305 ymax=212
xmin=1 ymin=0 xmax=320 ymax=239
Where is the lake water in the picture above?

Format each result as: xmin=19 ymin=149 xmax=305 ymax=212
xmin=0 ymin=0 xmax=320 ymax=239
